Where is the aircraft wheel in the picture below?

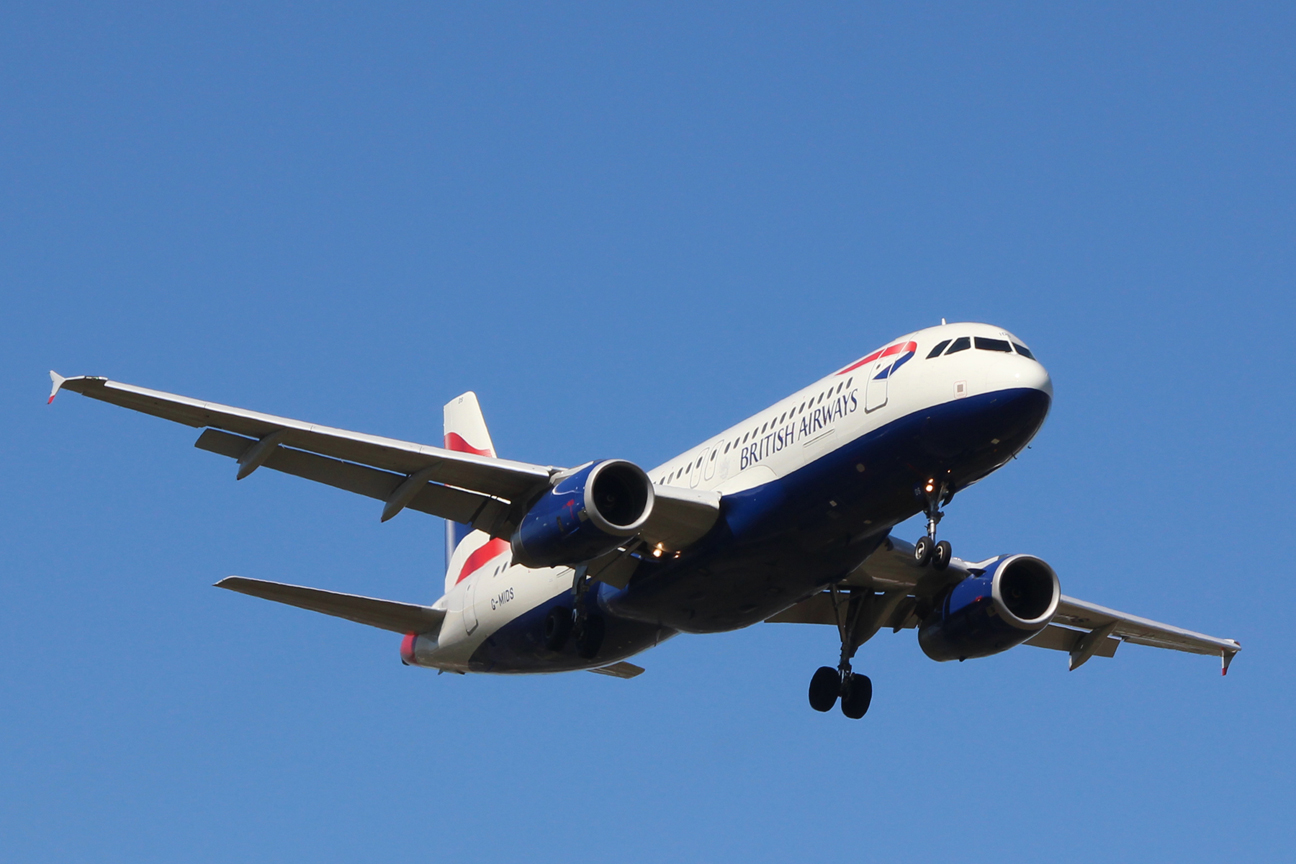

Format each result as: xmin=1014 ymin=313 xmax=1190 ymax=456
xmin=840 ymin=673 xmax=873 ymax=720
xmin=574 ymin=615 xmax=605 ymax=659
xmin=932 ymin=540 xmax=952 ymax=571
xmin=913 ymin=536 xmax=934 ymax=567
xmin=809 ymin=666 xmax=841 ymax=712
xmin=543 ymin=606 xmax=572 ymax=651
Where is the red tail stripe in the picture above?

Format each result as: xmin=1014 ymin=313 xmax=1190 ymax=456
xmin=444 ymin=431 xmax=493 ymax=457
xmin=456 ymin=537 xmax=510 ymax=584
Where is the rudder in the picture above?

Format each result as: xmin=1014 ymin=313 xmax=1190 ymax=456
xmin=443 ymin=393 xmax=509 ymax=593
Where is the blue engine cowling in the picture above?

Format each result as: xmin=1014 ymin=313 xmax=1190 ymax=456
xmin=918 ymin=554 xmax=1060 ymax=662
xmin=510 ymin=459 xmax=655 ymax=568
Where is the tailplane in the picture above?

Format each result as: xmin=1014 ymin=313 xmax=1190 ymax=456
xmin=443 ymin=393 xmax=509 ymax=593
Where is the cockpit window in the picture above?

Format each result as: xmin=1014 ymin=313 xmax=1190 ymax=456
xmin=926 ymin=339 xmax=951 ymax=359
xmin=975 ymin=337 xmax=1012 ymax=353
xmin=1012 ymin=342 xmax=1035 ymax=360
xmin=945 ymin=336 xmax=971 ymax=354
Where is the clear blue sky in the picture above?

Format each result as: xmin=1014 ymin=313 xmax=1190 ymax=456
xmin=3 ymin=3 xmax=1292 ymax=861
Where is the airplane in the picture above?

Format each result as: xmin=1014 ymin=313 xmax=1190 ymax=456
xmin=48 ymin=321 xmax=1240 ymax=719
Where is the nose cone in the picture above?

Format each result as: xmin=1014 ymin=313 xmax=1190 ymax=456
xmin=1015 ymin=359 xmax=1053 ymax=399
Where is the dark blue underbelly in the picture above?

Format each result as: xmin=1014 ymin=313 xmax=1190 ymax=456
xmin=607 ymin=387 xmax=1050 ymax=633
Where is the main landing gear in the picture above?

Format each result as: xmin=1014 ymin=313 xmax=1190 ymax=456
xmin=913 ymin=479 xmax=953 ymax=571
xmin=543 ymin=565 xmax=605 ymax=659
xmin=809 ymin=665 xmax=873 ymax=719
xmin=807 ymin=586 xmax=879 ymax=720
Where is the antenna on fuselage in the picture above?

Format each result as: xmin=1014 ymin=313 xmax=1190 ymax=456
xmin=941 ymin=318 xmax=947 ymax=325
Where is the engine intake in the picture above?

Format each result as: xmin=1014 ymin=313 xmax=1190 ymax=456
xmin=510 ymin=459 xmax=654 ymax=568
xmin=918 ymin=554 xmax=1060 ymax=662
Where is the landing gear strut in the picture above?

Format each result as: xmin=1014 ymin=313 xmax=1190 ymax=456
xmin=543 ymin=565 xmax=605 ymax=658
xmin=806 ymin=586 xmax=893 ymax=720
xmin=913 ymin=479 xmax=953 ymax=571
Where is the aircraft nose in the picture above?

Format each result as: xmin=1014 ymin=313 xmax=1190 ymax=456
xmin=1014 ymin=359 xmax=1053 ymax=399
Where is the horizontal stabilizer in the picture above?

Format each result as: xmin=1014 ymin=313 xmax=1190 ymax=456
xmin=216 ymin=576 xmax=444 ymax=635
xmin=588 ymin=661 xmax=645 ymax=679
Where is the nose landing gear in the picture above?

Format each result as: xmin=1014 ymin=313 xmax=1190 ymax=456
xmin=913 ymin=479 xmax=954 ymax=571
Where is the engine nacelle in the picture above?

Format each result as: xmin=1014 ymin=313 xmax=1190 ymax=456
xmin=918 ymin=554 xmax=1060 ymax=662
xmin=510 ymin=459 xmax=654 ymax=568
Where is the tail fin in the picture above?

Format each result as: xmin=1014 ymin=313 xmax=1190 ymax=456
xmin=442 ymin=393 xmax=509 ymax=593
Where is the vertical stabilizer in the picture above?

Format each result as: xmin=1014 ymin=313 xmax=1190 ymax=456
xmin=443 ymin=393 xmax=509 ymax=593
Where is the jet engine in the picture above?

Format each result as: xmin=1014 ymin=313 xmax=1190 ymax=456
xmin=918 ymin=554 xmax=1060 ymax=662
xmin=510 ymin=460 xmax=654 ymax=568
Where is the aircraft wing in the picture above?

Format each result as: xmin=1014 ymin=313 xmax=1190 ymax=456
xmin=768 ymin=535 xmax=1240 ymax=673
xmin=49 ymin=372 xmax=556 ymax=535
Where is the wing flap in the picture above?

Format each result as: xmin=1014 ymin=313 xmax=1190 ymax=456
xmin=1025 ymin=624 xmax=1120 ymax=658
xmin=195 ymin=429 xmax=509 ymax=526
xmin=216 ymin=576 xmax=444 ymax=635
xmin=1053 ymin=596 xmax=1241 ymax=661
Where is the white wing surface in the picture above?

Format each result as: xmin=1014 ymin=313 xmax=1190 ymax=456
xmin=50 ymin=372 xmax=555 ymax=535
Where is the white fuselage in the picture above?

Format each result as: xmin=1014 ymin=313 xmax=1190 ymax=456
xmin=413 ymin=322 xmax=1052 ymax=673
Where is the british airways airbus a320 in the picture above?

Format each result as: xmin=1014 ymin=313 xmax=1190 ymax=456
xmin=50 ymin=321 xmax=1238 ymax=718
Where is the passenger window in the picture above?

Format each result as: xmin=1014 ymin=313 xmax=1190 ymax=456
xmin=845 ymin=377 xmax=852 ymax=388
xmin=975 ymin=337 xmax=1012 ymax=353
xmin=723 ymin=442 xmax=730 ymax=453
xmin=1012 ymin=342 xmax=1035 ymax=360
xmin=926 ymin=339 xmax=951 ymax=358
xmin=710 ymin=451 xmax=716 ymax=461
xmin=946 ymin=337 xmax=971 ymax=354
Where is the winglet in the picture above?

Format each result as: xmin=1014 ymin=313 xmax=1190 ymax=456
xmin=1222 ymin=642 xmax=1240 ymax=676
xmin=48 ymin=370 xmax=67 ymax=404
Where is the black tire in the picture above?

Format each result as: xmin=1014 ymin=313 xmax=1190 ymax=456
xmin=575 ymin=615 xmax=606 ymax=659
xmin=914 ymin=536 xmax=934 ymax=567
xmin=932 ymin=540 xmax=952 ymax=571
xmin=840 ymin=673 xmax=873 ymax=719
xmin=808 ymin=666 xmax=841 ymax=712
xmin=543 ymin=606 xmax=573 ymax=651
